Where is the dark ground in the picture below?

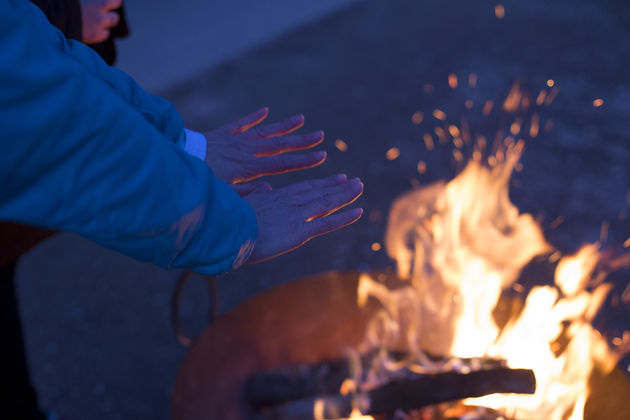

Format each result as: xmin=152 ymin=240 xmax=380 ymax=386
xmin=17 ymin=0 xmax=630 ymax=418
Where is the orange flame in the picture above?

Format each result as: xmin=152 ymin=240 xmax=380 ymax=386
xmin=354 ymin=142 xmax=624 ymax=419
xmin=343 ymin=79 xmax=629 ymax=420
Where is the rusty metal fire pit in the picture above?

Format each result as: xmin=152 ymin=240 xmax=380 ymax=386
xmin=171 ymin=271 xmax=630 ymax=420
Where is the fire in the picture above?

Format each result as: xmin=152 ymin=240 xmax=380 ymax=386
xmin=349 ymin=96 xmax=629 ymax=417
xmin=334 ymin=77 xmax=630 ymax=420
xmin=555 ymin=244 xmax=599 ymax=297
xmin=347 ymin=408 xmax=373 ymax=420
xmin=314 ymin=400 xmax=375 ymax=420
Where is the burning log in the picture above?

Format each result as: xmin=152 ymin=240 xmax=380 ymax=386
xmin=246 ymin=357 xmax=351 ymax=408
xmin=172 ymin=272 xmax=630 ymax=420
xmin=246 ymin=354 xmax=506 ymax=408
xmin=251 ymin=367 xmax=535 ymax=420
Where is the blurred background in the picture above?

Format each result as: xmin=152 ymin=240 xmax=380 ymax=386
xmin=16 ymin=0 xmax=630 ymax=418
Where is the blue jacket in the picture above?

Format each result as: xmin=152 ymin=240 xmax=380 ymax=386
xmin=0 ymin=0 xmax=257 ymax=275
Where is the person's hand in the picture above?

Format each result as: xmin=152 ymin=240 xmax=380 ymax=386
xmin=203 ymin=108 xmax=326 ymax=184
xmin=230 ymin=180 xmax=272 ymax=197
xmin=80 ymin=0 xmax=122 ymax=44
xmin=243 ymin=174 xmax=364 ymax=264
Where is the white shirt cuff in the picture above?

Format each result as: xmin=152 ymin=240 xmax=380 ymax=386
xmin=182 ymin=128 xmax=207 ymax=161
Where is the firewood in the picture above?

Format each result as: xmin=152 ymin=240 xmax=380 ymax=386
xmin=253 ymin=367 xmax=535 ymax=420
xmin=246 ymin=357 xmax=350 ymax=408
xmin=246 ymin=354 xmax=505 ymax=409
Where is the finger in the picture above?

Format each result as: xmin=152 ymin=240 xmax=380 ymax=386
xmin=231 ymin=181 xmax=272 ymax=196
xmin=283 ymin=173 xmax=348 ymax=195
xmin=101 ymin=0 xmax=123 ymax=11
xmin=101 ymin=11 xmax=120 ymax=29
xmin=280 ymin=175 xmax=356 ymax=206
xmin=220 ymin=108 xmax=269 ymax=135
xmin=304 ymin=208 xmax=364 ymax=239
xmin=252 ymin=131 xmax=324 ymax=157
xmin=241 ymin=114 xmax=304 ymax=140
xmin=302 ymin=178 xmax=363 ymax=221
xmin=252 ymin=151 xmax=327 ymax=178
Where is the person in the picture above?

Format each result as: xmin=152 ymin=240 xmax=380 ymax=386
xmin=1 ymin=2 xmax=130 ymax=418
xmin=30 ymin=0 xmax=128 ymax=64
xmin=0 ymin=0 xmax=363 ymax=417
xmin=78 ymin=0 xmax=128 ymax=64
xmin=0 ymin=0 xmax=130 ymax=270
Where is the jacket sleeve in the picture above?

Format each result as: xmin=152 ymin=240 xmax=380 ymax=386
xmin=0 ymin=0 xmax=257 ymax=275
xmin=30 ymin=0 xmax=184 ymax=144
xmin=63 ymin=33 xmax=186 ymax=145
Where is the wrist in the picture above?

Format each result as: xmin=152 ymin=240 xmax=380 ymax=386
xmin=182 ymin=129 xmax=207 ymax=161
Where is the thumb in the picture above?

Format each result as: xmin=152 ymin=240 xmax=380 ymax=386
xmin=231 ymin=181 xmax=272 ymax=197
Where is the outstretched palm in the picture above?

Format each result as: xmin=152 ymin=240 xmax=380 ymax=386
xmin=243 ymin=174 xmax=364 ymax=264
xmin=203 ymin=108 xmax=364 ymax=264
xmin=203 ymin=107 xmax=326 ymax=184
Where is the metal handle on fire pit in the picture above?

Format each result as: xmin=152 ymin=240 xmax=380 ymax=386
xmin=171 ymin=270 xmax=219 ymax=347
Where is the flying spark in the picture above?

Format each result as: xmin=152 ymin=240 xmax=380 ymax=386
xmin=600 ymin=221 xmax=609 ymax=243
xmin=495 ymin=4 xmax=505 ymax=19
xmin=448 ymin=125 xmax=461 ymax=137
xmin=510 ymin=119 xmax=522 ymax=136
xmin=544 ymin=87 xmax=559 ymax=106
xmin=503 ymin=82 xmax=523 ymax=112
xmin=433 ymin=109 xmax=447 ymax=121
xmin=448 ymin=73 xmax=458 ymax=89
xmin=550 ymin=216 xmax=564 ymax=229
xmin=411 ymin=111 xmax=424 ymax=125
xmin=529 ymin=113 xmax=540 ymax=138
xmin=386 ymin=147 xmax=400 ymax=160
xmin=434 ymin=127 xmax=448 ymax=143
xmin=482 ymin=100 xmax=494 ymax=116
xmin=423 ymin=133 xmax=435 ymax=151
xmin=334 ymin=139 xmax=348 ymax=152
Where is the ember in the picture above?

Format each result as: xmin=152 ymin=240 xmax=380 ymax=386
xmin=335 ymin=139 xmax=349 ymax=152
xmin=448 ymin=74 xmax=458 ymax=89
xmin=494 ymin=5 xmax=505 ymax=20
xmin=385 ymin=147 xmax=400 ymax=161
xmin=432 ymin=109 xmax=447 ymax=121
xmin=411 ymin=112 xmax=424 ymax=125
